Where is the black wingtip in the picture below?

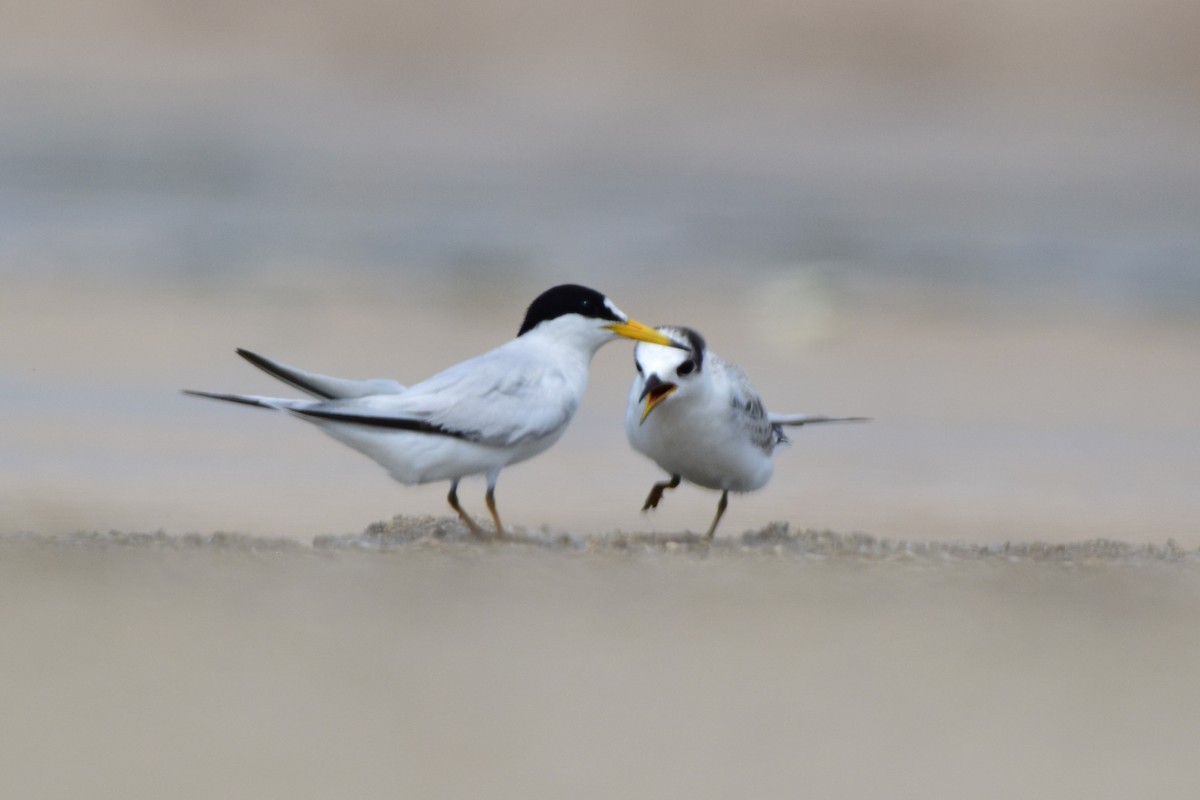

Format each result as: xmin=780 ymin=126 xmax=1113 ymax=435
xmin=236 ymin=348 xmax=267 ymax=368
xmin=235 ymin=348 xmax=339 ymax=400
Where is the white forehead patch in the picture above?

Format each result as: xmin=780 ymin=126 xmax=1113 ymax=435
xmin=635 ymin=337 xmax=689 ymax=374
xmin=603 ymin=298 xmax=626 ymax=321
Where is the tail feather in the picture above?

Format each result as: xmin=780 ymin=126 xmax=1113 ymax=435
xmin=236 ymin=348 xmax=405 ymax=400
xmin=769 ymin=413 xmax=869 ymax=446
xmin=768 ymin=413 xmax=871 ymax=426
xmin=182 ymin=390 xmax=308 ymax=411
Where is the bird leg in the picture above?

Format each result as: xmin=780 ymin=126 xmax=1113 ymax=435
xmin=447 ymin=480 xmax=488 ymax=538
xmin=485 ymin=485 xmax=507 ymax=538
xmin=642 ymin=474 xmax=681 ymax=511
xmin=703 ymin=490 xmax=729 ymax=540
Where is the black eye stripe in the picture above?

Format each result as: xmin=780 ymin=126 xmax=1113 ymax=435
xmin=656 ymin=326 xmax=705 ymax=372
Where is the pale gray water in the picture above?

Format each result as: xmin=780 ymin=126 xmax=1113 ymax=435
xmin=3 ymin=1 xmax=1199 ymax=314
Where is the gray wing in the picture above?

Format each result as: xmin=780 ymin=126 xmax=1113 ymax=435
xmin=714 ymin=354 xmax=870 ymax=448
xmin=289 ymin=342 xmax=579 ymax=447
xmin=713 ymin=355 xmax=778 ymax=452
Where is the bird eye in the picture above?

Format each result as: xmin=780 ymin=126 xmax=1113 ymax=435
xmin=676 ymin=359 xmax=695 ymax=376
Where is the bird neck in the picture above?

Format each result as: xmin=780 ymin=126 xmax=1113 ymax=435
xmin=522 ymin=319 xmax=612 ymax=362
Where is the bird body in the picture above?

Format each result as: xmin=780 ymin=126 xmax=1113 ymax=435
xmin=288 ymin=326 xmax=592 ymax=485
xmin=187 ymin=284 xmax=680 ymax=536
xmin=626 ymin=354 xmax=776 ymax=493
xmin=626 ymin=326 xmax=866 ymax=538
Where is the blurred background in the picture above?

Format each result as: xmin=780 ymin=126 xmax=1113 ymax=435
xmin=2 ymin=0 xmax=1198 ymax=543
xmin=4 ymin=6 xmax=1200 ymax=800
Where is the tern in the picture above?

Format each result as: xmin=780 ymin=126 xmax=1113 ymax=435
xmin=186 ymin=284 xmax=681 ymax=537
xmin=625 ymin=326 xmax=867 ymax=539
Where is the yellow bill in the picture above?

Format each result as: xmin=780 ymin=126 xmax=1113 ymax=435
xmin=638 ymin=374 xmax=677 ymax=422
xmin=641 ymin=385 xmax=677 ymax=422
xmin=605 ymin=319 xmax=686 ymax=348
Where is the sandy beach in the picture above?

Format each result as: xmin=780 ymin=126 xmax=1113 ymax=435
xmin=3 ymin=523 xmax=1198 ymax=799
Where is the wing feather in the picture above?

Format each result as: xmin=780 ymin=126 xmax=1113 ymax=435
xmin=291 ymin=341 xmax=578 ymax=447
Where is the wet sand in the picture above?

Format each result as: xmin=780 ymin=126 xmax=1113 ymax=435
xmin=2 ymin=521 xmax=1198 ymax=799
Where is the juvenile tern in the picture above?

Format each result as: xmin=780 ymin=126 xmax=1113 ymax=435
xmin=626 ymin=326 xmax=867 ymax=539
xmin=186 ymin=284 xmax=680 ymax=537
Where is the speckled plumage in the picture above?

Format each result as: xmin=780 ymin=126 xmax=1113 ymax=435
xmin=626 ymin=325 xmax=867 ymax=538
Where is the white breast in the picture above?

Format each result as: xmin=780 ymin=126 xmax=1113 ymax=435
xmin=625 ymin=376 xmax=775 ymax=493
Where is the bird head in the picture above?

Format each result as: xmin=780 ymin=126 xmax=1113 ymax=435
xmin=633 ymin=326 xmax=707 ymax=422
xmin=517 ymin=284 xmax=683 ymax=353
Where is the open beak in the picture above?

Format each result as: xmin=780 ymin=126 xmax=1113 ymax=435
xmin=639 ymin=374 xmax=677 ymax=422
xmin=605 ymin=319 xmax=687 ymax=349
